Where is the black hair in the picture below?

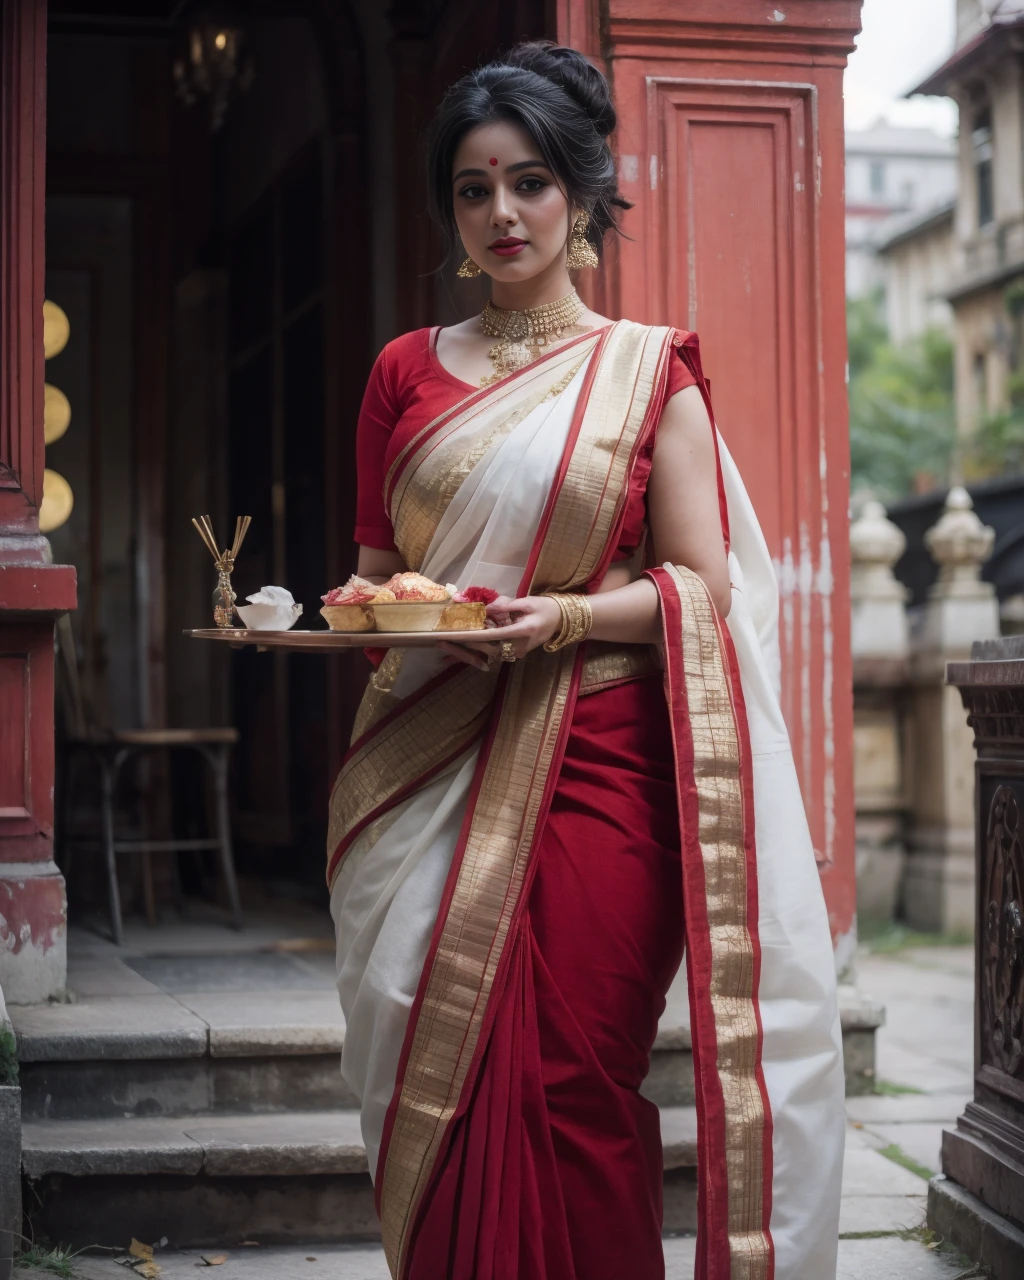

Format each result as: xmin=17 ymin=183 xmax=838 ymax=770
xmin=426 ymin=41 xmax=631 ymax=263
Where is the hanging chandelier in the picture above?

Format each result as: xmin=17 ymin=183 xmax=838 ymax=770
xmin=173 ymin=7 xmax=254 ymax=132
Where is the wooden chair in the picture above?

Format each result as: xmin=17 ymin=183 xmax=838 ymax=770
xmin=56 ymin=616 xmax=244 ymax=945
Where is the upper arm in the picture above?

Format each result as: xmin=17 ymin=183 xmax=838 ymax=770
xmin=357 ymin=546 xmax=407 ymax=580
xmin=354 ymin=346 xmax=402 ymax=553
xmin=646 ymin=384 xmax=731 ymax=616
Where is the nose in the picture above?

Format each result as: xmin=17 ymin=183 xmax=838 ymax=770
xmin=490 ymin=185 xmax=518 ymax=228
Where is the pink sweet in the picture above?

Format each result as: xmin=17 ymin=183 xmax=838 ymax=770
xmin=453 ymin=585 xmax=500 ymax=605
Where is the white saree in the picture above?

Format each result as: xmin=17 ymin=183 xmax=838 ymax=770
xmin=329 ymin=320 xmax=844 ymax=1280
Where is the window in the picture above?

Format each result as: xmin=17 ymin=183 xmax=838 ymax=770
xmin=973 ymin=107 xmax=994 ymax=228
xmin=869 ymin=160 xmax=886 ymax=198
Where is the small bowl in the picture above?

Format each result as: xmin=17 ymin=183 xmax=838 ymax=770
xmin=321 ymin=603 xmax=375 ymax=632
xmin=436 ymin=602 xmax=487 ymax=631
xmin=236 ymin=602 xmax=303 ymax=631
xmin=371 ymin=601 xmax=449 ymax=632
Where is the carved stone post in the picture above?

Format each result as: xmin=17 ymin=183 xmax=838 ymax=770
xmin=851 ymin=501 xmax=909 ymax=921
xmin=905 ymin=489 xmax=999 ymax=934
xmin=936 ymin=637 xmax=1024 ymax=1276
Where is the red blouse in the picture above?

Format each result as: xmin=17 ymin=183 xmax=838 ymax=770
xmin=354 ymin=326 xmax=696 ymax=562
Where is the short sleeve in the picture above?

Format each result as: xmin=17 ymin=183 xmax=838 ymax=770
xmin=354 ymin=345 xmax=401 ymax=551
xmin=611 ymin=333 xmax=698 ymax=561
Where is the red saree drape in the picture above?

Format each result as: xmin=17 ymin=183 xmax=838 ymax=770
xmin=405 ymin=674 xmax=683 ymax=1280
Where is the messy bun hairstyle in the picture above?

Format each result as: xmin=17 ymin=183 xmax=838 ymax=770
xmin=426 ymin=41 xmax=631 ymax=264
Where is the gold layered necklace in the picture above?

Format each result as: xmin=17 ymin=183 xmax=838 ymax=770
xmin=479 ymin=291 xmax=591 ymax=386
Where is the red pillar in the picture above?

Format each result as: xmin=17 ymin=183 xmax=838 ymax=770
xmin=560 ymin=0 xmax=862 ymax=963
xmin=0 ymin=0 xmax=76 ymax=1003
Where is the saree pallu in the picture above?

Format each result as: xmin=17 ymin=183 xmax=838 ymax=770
xmin=329 ymin=322 xmax=845 ymax=1280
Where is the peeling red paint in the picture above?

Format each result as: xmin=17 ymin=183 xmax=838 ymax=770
xmin=0 ymin=874 xmax=67 ymax=955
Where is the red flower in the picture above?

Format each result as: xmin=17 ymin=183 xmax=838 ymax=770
xmin=454 ymin=585 xmax=500 ymax=605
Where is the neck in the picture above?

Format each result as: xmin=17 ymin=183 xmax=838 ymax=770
xmin=489 ymin=259 xmax=575 ymax=311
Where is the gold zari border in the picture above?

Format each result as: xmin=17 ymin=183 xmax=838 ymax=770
xmin=578 ymin=639 xmax=661 ymax=695
xmin=327 ymin=664 xmax=496 ymax=886
xmin=379 ymin=646 xmax=578 ymax=1276
xmin=388 ymin=342 xmax=598 ymax=572
xmin=530 ymin=321 xmax=672 ymax=592
xmin=666 ymin=564 xmax=771 ymax=1278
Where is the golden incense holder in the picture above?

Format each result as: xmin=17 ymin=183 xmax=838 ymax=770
xmin=191 ymin=514 xmax=252 ymax=628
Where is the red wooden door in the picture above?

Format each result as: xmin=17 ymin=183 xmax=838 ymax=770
xmin=560 ymin=0 xmax=862 ymax=954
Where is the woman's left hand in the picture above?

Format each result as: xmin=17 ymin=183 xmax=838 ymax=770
xmin=437 ymin=594 xmax=562 ymax=671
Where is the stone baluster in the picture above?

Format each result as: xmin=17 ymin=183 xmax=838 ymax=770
xmin=851 ymin=501 xmax=911 ymax=923
xmin=904 ymin=488 xmax=1000 ymax=934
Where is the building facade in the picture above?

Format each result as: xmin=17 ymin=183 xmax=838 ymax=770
xmin=845 ymin=122 xmax=957 ymax=300
xmin=0 ymin=0 xmax=863 ymax=1003
xmin=874 ymin=201 xmax=956 ymax=344
xmin=915 ymin=0 xmax=1024 ymax=433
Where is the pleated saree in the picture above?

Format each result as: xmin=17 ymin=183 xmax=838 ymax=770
xmin=329 ymin=320 xmax=845 ymax=1280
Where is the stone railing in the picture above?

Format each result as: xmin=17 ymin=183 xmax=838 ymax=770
xmin=852 ymin=488 xmax=1000 ymax=933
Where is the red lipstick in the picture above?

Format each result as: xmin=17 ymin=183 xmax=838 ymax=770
xmin=489 ymin=237 xmax=527 ymax=257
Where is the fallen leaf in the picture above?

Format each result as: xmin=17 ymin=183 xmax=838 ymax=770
xmin=129 ymin=1240 xmax=154 ymax=1262
xmin=306 ymin=1257 xmax=317 ymax=1262
xmin=852 ymin=1122 xmax=863 ymax=1129
xmin=200 ymin=1255 xmax=229 ymax=1266
xmin=134 ymin=1264 xmax=162 ymax=1279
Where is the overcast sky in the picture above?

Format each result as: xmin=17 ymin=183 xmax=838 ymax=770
xmin=846 ymin=0 xmax=958 ymax=135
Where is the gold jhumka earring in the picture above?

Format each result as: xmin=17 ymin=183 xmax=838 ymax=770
xmin=566 ymin=212 xmax=599 ymax=270
xmin=457 ymin=255 xmax=483 ymax=278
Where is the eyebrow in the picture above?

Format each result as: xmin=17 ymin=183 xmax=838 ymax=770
xmin=453 ymin=159 xmax=551 ymax=182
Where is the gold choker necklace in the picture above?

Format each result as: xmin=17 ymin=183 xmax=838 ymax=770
xmin=479 ymin=291 xmax=591 ymax=385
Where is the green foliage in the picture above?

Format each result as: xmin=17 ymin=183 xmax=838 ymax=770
xmin=847 ymin=294 xmax=957 ymax=501
xmin=963 ymin=408 xmax=1024 ymax=479
xmin=874 ymin=1078 xmax=925 ymax=1097
xmin=859 ymin=918 xmax=973 ymax=953
xmin=877 ymin=1141 xmax=935 ymax=1181
xmin=0 ymin=1023 xmax=17 ymax=1087
xmin=13 ymin=1243 xmax=81 ymax=1278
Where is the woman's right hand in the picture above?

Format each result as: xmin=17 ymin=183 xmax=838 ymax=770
xmin=437 ymin=595 xmax=524 ymax=670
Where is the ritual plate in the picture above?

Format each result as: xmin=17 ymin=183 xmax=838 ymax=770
xmin=186 ymin=627 xmax=510 ymax=651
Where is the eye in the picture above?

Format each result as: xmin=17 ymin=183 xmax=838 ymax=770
xmin=517 ymin=176 xmax=548 ymax=193
xmin=457 ymin=183 xmax=488 ymax=200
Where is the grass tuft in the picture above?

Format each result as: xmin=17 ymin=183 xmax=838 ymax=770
xmin=874 ymin=1078 xmax=926 ymax=1096
xmin=859 ymin=919 xmax=972 ymax=954
xmin=13 ymin=1243 xmax=82 ymax=1278
xmin=0 ymin=1024 xmax=18 ymax=1087
xmin=877 ymin=1142 xmax=936 ymax=1181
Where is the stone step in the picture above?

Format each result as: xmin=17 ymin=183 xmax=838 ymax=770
xmin=22 ymin=1106 xmax=698 ymax=1247
xmin=14 ymin=1021 xmax=693 ymax=1119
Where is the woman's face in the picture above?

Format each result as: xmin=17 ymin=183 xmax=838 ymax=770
xmin=451 ymin=120 xmax=572 ymax=282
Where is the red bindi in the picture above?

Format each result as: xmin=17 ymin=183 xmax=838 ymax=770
xmin=488 ymin=157 xmax=498 ymax=166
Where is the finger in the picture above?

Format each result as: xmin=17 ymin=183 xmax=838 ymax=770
xmin=438 ymin=641 xmax=491 ymax=671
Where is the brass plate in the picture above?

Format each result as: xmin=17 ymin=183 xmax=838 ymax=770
xmin=187 ymin=627 xmax=505 ymax=651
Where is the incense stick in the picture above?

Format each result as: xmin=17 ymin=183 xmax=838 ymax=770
xmin=191 ymin=514 xmax=252 ymax=568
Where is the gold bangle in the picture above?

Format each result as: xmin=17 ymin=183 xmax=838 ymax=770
xmin=543 ymin=592 xmax=593 ymax=652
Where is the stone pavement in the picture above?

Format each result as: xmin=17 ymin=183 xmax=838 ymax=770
xmin=18 ymin=940 xmax=980 ymax=1279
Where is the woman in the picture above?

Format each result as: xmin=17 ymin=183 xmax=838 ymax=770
xmin=329 ymin=41 xmax=844 ymax=1280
